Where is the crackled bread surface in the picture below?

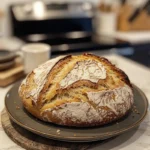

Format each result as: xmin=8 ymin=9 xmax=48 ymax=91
xmin=19 ymin=53 xmax=134 ymax=127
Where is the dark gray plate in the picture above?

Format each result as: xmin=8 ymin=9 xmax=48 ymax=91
xmin=0 ymin=50 xmax=17 ymax=63
xmin=5 ymin=82 xmax=148 ymax=142
xmin=0 ymin=60 xmax=15 ymax=71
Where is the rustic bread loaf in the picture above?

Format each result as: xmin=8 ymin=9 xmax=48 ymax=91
xmin=19 ymin=53 xmax=134 ymax=127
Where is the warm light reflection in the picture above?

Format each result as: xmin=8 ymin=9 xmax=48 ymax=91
xmin=33 ymin=1 xmax=45 ymax=18
xmin=82 ymin=2 xmax=92 ymax=10
xmin=58 ymin=44 xmax=69 ymax=51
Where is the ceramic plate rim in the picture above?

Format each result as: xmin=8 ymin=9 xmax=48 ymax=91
xmin=5 ymin=83 xmax=149 ymax=142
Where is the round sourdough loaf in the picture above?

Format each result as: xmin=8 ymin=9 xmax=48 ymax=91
xmin=19 ymin=53 xmax=134 ymax=127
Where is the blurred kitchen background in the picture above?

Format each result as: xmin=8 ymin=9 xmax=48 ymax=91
xmin=0 ymin=0 xmax=150 ymax=67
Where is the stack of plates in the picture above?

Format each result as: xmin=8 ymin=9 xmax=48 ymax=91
xmin=0 ymin=50 xmax=18 ymax=71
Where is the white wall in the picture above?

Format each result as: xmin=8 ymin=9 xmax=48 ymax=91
xmin=0 ymin=0 xmax=33 ymax=36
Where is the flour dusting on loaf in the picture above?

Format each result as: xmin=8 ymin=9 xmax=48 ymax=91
xmin=19 ymin=53 xmax=134 ymax=127
xmin=60 ymin=60 xmax=106 ymax=88
xmin=42 ymin=102 xmax=102 ymax=124
xmin=87 ymin=85 xmax=133 ymax=115
xmin=20 ymin=56 xmax=65 ymax=102
xmin=41 ymin=85 xmax=133 ymax=125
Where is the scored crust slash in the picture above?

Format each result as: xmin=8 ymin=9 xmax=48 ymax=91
xmin=18 ymin=53 xmax=134 ymax=127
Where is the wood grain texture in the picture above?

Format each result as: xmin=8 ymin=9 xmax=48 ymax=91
xmin=1 ymin=109 xmax=94 ymax=150
xmin=118 ymin=4 xmax=150 ymax=31
xmin=0 ymin=62 xmax=24 ymax=87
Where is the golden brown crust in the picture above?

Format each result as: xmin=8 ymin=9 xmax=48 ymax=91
xmin=83 ymin=53 xmax=132 ymax=87
xmin=38 ymin=55 xmax=72 ymax=107
xmin=19 ymin=53 xmax=134 ymax=127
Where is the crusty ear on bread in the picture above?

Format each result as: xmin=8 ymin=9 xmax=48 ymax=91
xmin=19 ymin=53 xmax=134 ymax=127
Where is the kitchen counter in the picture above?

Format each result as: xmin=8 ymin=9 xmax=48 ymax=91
xmin=0 ymin=53 xmax=150 ymax=150
xmin=110 ymin=31 xmax=150 ymax=44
